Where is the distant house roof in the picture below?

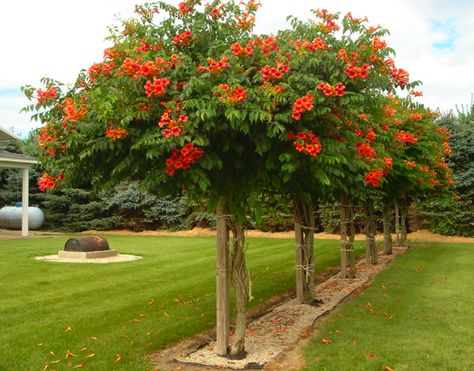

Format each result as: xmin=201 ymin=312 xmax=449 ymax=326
xmin=0 ymin=126 xmax=20 ymax=141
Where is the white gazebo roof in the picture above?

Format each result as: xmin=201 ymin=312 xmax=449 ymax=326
xmin=0 ymin=125 xmax=37 ymax=237
xmin=0 ymin=150 xmax=37 ymax=169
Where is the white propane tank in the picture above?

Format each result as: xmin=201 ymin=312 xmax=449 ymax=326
xmin=0 ymin=203 xmax=45 ymax=230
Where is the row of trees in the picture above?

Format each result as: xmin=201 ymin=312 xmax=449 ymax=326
xmin=20 ymin=0 xmax=459 ymax=357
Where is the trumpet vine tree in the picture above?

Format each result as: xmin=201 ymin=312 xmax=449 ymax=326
xmin=23 ymin=0 xmax=446 ymax=358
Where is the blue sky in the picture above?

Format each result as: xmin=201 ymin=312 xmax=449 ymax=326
xmin=431 ymin=19 xmax=458 ymax=50
xmin=1 ymin=0 xmax=473 ymax=137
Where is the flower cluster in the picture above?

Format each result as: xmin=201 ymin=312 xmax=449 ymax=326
xmin=408 ymin=112 xmax=422 ymax=122
xmin=261 ymin=82 xmax=284 ymax=95
xmin=88 ymin=62 xmax=114 ymax=82
xmin=144 ymin=78 xmax=171 ymax=97
xmin=253 ymin=36 xmax=279 ymax=55
xmin=119 ymin=56 xmax=176 ymax=80
xmin=119 ymin=57 xmax=142 ymax=77
xmin=38 ymin=172 xmax=63 ymax=192
xmin=314 ymin=9 xmax=340 ymax=33
xmin=36 ymin=86 xmax=58 ymax=105
xmin=103 ymin=47 xmax=120 ymax=61
xmin=410 ymin=90 xmax=423 ymax=97
xmin=292 ymin=93 xmax=314 ymax=120
xmin=173 ymin=31 xmax=193 ymax=46
xmin=365 ymin=129 xmax=377 ymax=141
xmin=165 ymin=143 xmax=203 ymax=176
xmin=391 ymin=68 xmax=409 ymax=86
xmin=260 ymin=62 xmax=289 ymax=81
xmin=207 ymin=3 xmax=225 ymax=18
xmin=293 ymin=38 xmax=328 ymax=51
xmin=105 ymin=125 xmax=128 ymax=140
xmin=288 ymin=131 xmax=322 ymax=156
xmin=405 ymin=160 xmax=416 ymax=168
xmin=178 ymin=1 xmax=194 ymax=14
xmin=197 ymin=56 xmax=230 ymax=74
xmin=242 ymin=0 xmax=261 ymax=12
xmin=37 ymin=125 xmax=58 ymax=148
xmin=317 ymin=82 xmax=345 ymax=97
xmin=62 ymin=98 xmax=87 ymax=126
xmin=383 ymin=105 xmax=396 ymax=117
xmin=364 ymin=169 xmax=385 ymax=187
xmin=344 ymin=64 xmax=371 ymax=79
xmin=235 ymin=13 xmax=256 ymax=30
xmin=436 ymin=161 xmax=449 ymax=170
xmin=394 ymin=130 xmax=418 ymax=144
xmin=159 ymin=105 xmax=188 ymax=138
xmin=231 ymin=42 xmax=254 ymax=56
xmin=346 ymin=12 xmax=368 ymax=24
xmin=383 ymin=157 xmax=393 ymax=168
xmin=371 ymin=36 xmax=387 ymax=51
xmin=137 ymin=102 xmax=149 ymax=112
xmin=356 ymin=142 xmax=376 ymax=158
xmin=215 ymin=84 xmax=248 ymax=103
xmin=134 ymin=40 xmax=151 ymax=53
xmin=443 ymin=142 xmax=452 ymax=155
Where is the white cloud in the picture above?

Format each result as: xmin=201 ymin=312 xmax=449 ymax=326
xmin=1 ymin=0 xmax=474 ymax=135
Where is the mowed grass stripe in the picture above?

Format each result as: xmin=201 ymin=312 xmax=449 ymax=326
xmin=0 ymin=234 xmax=366 ymax=370
xmin=304 ymin=243 xmax=474 ymax=371
xmin=0 ymin=235 xmax=297 ymax=370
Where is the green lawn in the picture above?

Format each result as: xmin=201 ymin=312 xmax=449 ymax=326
xmin=304 ymin=242 xmax=474 ymax=371
xmin=0 ymin=234 xmax=364 ymax=370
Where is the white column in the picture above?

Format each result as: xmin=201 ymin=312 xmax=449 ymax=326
xmin=21 ymin=168 xmax=29 ymax=237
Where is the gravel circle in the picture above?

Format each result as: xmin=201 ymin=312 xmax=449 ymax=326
xmin=34 ymin=254 xmax=142 ymax=264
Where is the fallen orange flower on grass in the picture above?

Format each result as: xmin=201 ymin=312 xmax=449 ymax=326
xmin=321 ymin=338 xmax=332 ymax=343
xmin=65 ymin=350 xmax=78 ymax=359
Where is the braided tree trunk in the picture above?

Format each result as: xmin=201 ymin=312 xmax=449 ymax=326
xmin=400 ymin=198 xmax=408 ymax=247
xmin=340 ymin=195 xmax=356 ymax=278
xmin=364 ymin=199 xmax=378 ymax=264
xmin=215 ymin=198 xmax=249 ymax=358
xmin=394 ymin=198 xmax=408 ymax=247
xmin=293 ymin=197 xmax=315 ymax=304
xmin=228 ymin=220 xmax=249 ymax=358
xmin=382 ymin=201 xmax=393 ymax=255
xmin=394 ymin=199 xmax=401 ymax=247
xmin=215 ymin=198 xmax=230 ymax=356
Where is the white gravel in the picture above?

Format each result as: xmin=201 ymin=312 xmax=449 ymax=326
xmin=34 ymin=254 xmax=142 ymax=264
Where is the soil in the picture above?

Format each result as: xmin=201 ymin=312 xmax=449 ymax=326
xmin=2 ymin=227 xmax=473 ymax=244
xmin=79 ymin=227 xmax=474 ymax=244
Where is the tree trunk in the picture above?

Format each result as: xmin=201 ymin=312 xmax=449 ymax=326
xmin=228 ymin=219 xmax=249 ymax=358
xmin=394 ymin=199 xmax=401 ymax=247
xmin=215 ymin=197 xmax=230 ymax=356
xmin=293 ymin=197 xmax=315 ymax=304
xmin=364 ymin=199 xmax=378 ymax=264
xmin=340 ymin=195 xmax=356 ymax=278
xmin=400 ymin=198 xmax=408 ymax=247
xmin=382 ymin=201 xmax=393 ymax=255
